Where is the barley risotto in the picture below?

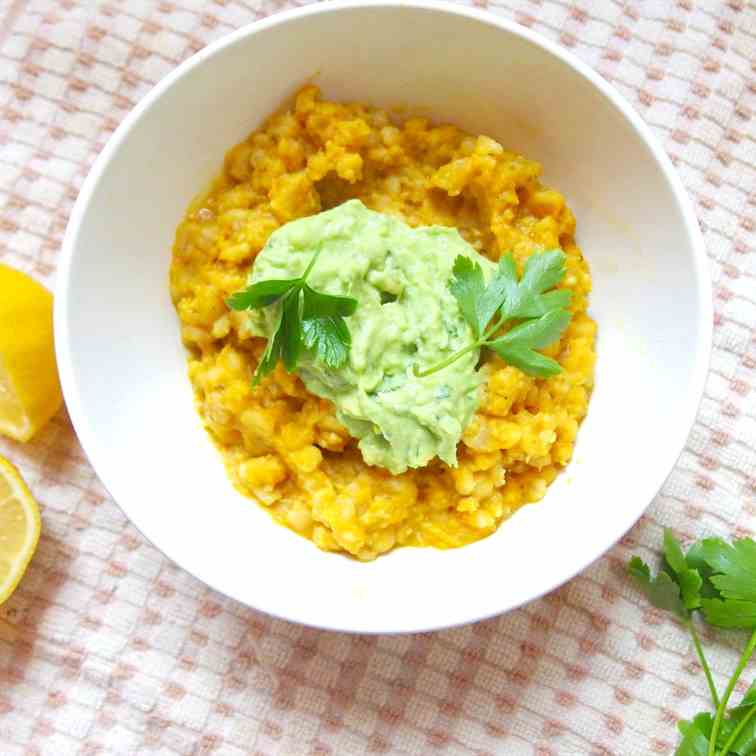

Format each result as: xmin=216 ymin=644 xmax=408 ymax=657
xmin=169 ymin=86 xmax=596 ymax=561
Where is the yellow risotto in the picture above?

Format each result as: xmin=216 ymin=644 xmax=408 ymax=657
xmin=169 ymin=86 xmax=596 ymax=561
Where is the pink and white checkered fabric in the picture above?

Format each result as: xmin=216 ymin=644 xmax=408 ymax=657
xmin=0 ymin=1 xmax=754 ymax=754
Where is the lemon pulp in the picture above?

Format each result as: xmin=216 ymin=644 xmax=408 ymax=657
xmin=0 ymin=456 xmax=41 ymax=604
xmin=0 ymin=263 xmax=62 ymax=442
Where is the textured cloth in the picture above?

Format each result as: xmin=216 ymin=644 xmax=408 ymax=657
xmin=0 ymin=1 xmax=754 ymax=754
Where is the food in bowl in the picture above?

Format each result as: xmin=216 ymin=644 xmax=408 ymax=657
xmin=169 ymin=86 xmax=596 ymax=561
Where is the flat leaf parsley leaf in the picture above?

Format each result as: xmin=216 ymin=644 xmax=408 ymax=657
xmin=700 ymin=538 xmax=756 ymax=603
xmin=416 ymin=250 xmax=573 ymax=379
xmin=227 ymin=250 xmax=358 ymax=385
xmin=628 ymin=554 xmax=689 ymax=619
xmin=447 ymin=256 xmax=487 ymax=338
xmin=225 ymin=278 xmax=297 ymax=310
xmin=664 ymin=528 xmax=704 ymax=611
xmin=301 ymin=317 xmax=351 ymax=369
xmin=489 ymin=308 xmax=572 ymax=378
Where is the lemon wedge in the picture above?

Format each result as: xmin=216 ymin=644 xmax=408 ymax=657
xmin=0 ymin=263 xmax=62 ymax=442
xmin=0 ymin=456 xmax=40 ymax=605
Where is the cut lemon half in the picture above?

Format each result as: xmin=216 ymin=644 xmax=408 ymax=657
xmin=0 ymin=263 xmax=63 ymax=442
xmin=0 ymin=456 xmax=40 ymax=604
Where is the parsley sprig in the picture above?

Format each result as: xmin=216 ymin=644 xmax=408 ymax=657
xmin=415 ymin=250 xmax=572 ymax=378
xmin=227 ymin=249 xmax=357 ymax=385
xmin=628 ymin=530 xmax=756 ymax=755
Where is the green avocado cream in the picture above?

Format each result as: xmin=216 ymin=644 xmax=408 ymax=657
xmin=247 ymin=200 xmax=495 ymax=474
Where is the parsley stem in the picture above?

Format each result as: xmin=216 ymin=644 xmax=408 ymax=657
xmin=717 ymin=702 xmax=756 ymax=756
xmin=708 ymin=628 xmax=756 ymax=756
xmin=416 ymin=307 xmax=510 ymax=378
xmin=416 ymin=312 xmax=502 ymax=378
xmin=684 ymin=616 xmax=719 ymax=708
xmin=300 ymin=247 xmax=323 ymax=282
xmin=414 ymin=341 xmax=482 ymax=378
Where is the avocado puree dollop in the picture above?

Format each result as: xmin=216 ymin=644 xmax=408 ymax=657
xmin=247 ymin=200 xmax=494 ymax=474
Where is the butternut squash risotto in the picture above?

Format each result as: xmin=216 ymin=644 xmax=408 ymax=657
xmin=169 ymin=86 xmax=596 ymax=561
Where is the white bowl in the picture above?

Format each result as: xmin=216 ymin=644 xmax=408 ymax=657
xmin=55 ymin=0 xmax=712 ymax=633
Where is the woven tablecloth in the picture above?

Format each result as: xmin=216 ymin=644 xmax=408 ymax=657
xmin=0 ymin=1 xmax=754 ymax=754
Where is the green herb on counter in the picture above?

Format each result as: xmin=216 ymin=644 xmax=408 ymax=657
xmin=628 ymin=530 xmax=756 ymax=756
xmin=227 ymin=249 xmax=358 ymax=385
xmin=415 ymin=249 xmax=572 ymax=379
